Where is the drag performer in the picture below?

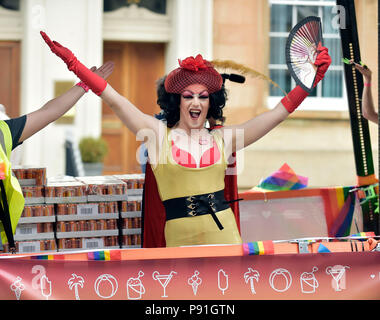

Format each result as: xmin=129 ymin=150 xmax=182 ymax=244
xmin=0 ymin=61 xmax=114 ymax=251
xmin=41 ymin=31 xmax=331 ymax=247
xmin=350 ymin=60 xmax=378 ymax=124
xmin=141 ymin=84 xmax=241 ymax=248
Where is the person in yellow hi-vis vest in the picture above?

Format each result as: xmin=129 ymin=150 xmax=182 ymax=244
xmin=0 ymin=61 xmax=114 ymax=252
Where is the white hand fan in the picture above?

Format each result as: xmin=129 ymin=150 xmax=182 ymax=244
xmin=285 ymin=16 xmax=323 ymax=93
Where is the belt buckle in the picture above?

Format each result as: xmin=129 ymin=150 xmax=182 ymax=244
xmin=207 ymin=193 xmax=216 ymax=212
xmin=187 ymin=203 xmax=196 ymax=210
xmin=187 ymin=196 xmax=197 ymax=216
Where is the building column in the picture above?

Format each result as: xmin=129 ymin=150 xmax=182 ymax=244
xmin=165 ymin=0 xmax=214 ymax=72
xmin=20 ymin=0 xmax=103 ymax=176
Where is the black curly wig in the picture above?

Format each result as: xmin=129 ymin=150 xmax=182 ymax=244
xmin=156 ymin=76 xmax=228 ymax=128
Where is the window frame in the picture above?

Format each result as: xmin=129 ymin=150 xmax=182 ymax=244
xmin=267 ymin=0 xmax=347 ymax=112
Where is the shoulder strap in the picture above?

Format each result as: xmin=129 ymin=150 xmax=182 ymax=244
xmin=210 ymin=129 xmax=227 ymax=166
xmin=0 ymin=121 xmax=15 ymax=250
xmin=0 ymin=180 xmax=15 ymax=250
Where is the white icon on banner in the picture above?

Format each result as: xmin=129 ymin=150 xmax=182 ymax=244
xmin=127 ymin=271 xmax=145 ymax=300
xmin=369 ymin=273 xmax=380 ymax=280
xmin=326 ymin=265 xmax=350 ymax=291
xmin=187 ymin=270 xmax=202 ymax=296
xmin=269 ymin=268 xmax=292 ymax=292
xmin=218 ymin=269 xmax=229 ymax=295
xmin=94 ymin=274 xmax=118 ymax=299
xmin=31 ymin=265 xmax=47 ymax=290
xmin=300 ymin=267 xmax=319 ymax=294
xmin=243 ymin=268 xmax=260 ymax=294
xmin=152 ymin=271 xmax=177 ymax=298
xmin=68 ymin=273 xmax=85 ymax=300
xmin=40 ymin=274 xmax=52 ymax=300
xmin=10 ymin=276 xmax=25 ymax=300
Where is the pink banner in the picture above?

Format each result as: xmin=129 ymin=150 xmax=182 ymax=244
xmin=0 ymin=249 xmax=379 ymax=300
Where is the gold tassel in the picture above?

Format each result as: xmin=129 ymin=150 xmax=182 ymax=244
xmin=211 ymin=59 xmax=288 ymax=97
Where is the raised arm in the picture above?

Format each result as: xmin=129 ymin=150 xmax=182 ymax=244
xmin=351 ymin=60 xmax=378 ymax=124
xmin=99 ymin=85 xmax=162 ymax=136
xmin=39 ymin=31 xmax=161 ymax=136
xmin=220 ymin=43 xmax=331 ymax=155
xmin=40 ymin=31 xmax=164 ymax=164
xmin=20 ymin=61 xmax=114 ymax=142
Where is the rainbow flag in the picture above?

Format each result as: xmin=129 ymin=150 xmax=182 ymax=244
xmin=327 ymin=188 xmax=356 ymax=237
xmin=349 ymin=232 xmax=376 ymax=238
xmin=31 ymin=254 xmax=60 ymax=260
xmin=243 ymin=241 xmax=274 ymax=255
xmin=27 ymin=250 xmax=122 ymax=261
xmin=257 ymin=163 xmax=308 ymax=191
xmin=87 ymin=250 xmax=121 ymax=261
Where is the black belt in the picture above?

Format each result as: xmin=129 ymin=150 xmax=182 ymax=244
xmin=163 ymin=190 xmax=230 ymax=230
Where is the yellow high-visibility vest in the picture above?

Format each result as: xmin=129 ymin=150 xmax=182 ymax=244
xmin=0 ymin=121 xmax=25 ymax=245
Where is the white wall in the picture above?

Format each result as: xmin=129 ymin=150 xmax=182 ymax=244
xmin=19 ymin=0 xmax=103 ymax=177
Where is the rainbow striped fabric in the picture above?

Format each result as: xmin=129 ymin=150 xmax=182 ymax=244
xmin=257 ymin=163 xmax=308 ymax=191
xmin=31 ymin=254 xmax=61 ymax=260
xmin=28 ymin=249 xmax=122 ymax=261
xmin=243 ymin=241 xmax=274 ymax=256
xmin=87 ymin=250 xmax=121 ymax=261
xmin=349 ymin=232 xmax=376 ymax=238
xmin=324 ymin=186 xmax=356 ymax=237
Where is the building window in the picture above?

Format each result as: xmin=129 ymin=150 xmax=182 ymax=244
xmin=268 ymin=0 xmax=346 ymax=111
xmin=104 ymin=0 xmax=166 ymax=15
xmin=0 ymin=0 xmax=19 ymax=11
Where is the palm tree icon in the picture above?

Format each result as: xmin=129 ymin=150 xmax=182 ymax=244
xmin=68 ymin=273 xmax=85 ymax=300
xmin=244 ymin=268 xmax=260 ymax=294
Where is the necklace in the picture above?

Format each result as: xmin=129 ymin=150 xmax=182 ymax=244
xmin=172 ymin=128 xmax=211 ymax=145
xmin=198 ymin=136 xmax=209 ymax=145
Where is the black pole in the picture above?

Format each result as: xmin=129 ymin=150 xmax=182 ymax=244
xmin=337 ymin=0 xmax=378 ymax=234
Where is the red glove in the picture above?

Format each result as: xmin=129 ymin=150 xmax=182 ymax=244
xmin=281 ymin=43 xmax=331 ymax=113
xmin=281 ymin=86 xmax=309 ymax=113
xmin=40 ymin=31 xmax=107 ymax=96
xmin=313 ymin=42 xmax=332 ymax=87
xmin=76 ymin=81 xmax=89 ymax=92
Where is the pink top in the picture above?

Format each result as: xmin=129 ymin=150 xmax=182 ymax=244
xmin=171 ymin=140 xmax=221 ymax=168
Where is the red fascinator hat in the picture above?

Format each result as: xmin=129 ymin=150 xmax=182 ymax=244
xmin=164 ymin=54 xmax=223 ymax=94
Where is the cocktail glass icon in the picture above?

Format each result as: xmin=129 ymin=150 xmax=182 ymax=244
xmin=326 ymin=265 xmax=350 ymax=291
xmin=152 ymin=271 xmax=177 ymax=298
xmin=127 ymin=271 xmax=145 ymax=300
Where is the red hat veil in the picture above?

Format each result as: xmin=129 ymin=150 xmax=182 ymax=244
xmin=164 ymin=54 xmax=223 ymax=94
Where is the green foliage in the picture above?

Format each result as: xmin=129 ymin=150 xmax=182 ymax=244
xmin=79 ymin=137 xmax=108 ymax=163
